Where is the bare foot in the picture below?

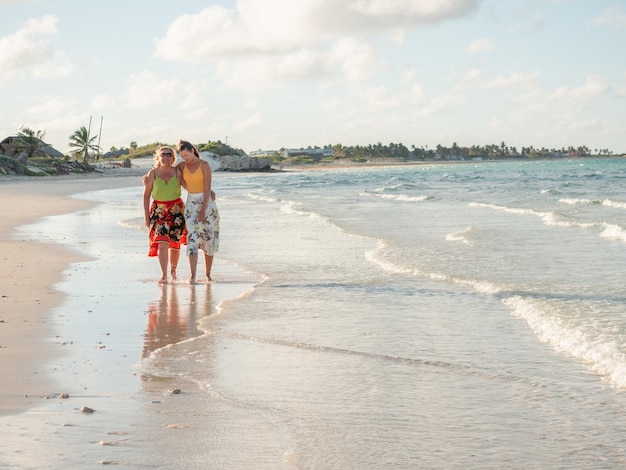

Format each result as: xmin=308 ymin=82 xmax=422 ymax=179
xmin=158 ymin=276 xmax=168 ymax=284
xmin=189 ymin=277 xmax=196 ymax=285
xmin=171 ymin=269 xmax=177 ymax=281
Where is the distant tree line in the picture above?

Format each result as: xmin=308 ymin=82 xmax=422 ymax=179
xmin=322 ymin=142 xmax=616 ymax=162
xmin=2 ymin=125 xmax=620 ymax=167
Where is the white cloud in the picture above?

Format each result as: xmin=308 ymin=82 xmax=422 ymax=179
xmin=361 ymin=82 xmax=425 ymax=111
xmin=25 ymin=96 xmax=75 ymax=118
xmin=452 ymin=67 xmax=481 ymax=85
xmin=233 ymin=112 xmax=262 ymax=132
xmin=328 ymin=38 xmax=382 ymax=81
xmin=509 ymin=12 xmax=544 ymax=34
xmin=91 ymin=94 xmax=112 ymax=109
xmin=214 ymin=50 xmax=323 ymax=92
xmin=483 ymin=71 xmax=539 ymax=89
xmin=615 ymin=72 xmax=626 ymax=96
xmin=154 ymin=0 xmax=480 ymax=61
xmin=180 ymin=81 xmax=206 ymax=110
xmin=214 ymin=37 xmax=381 ymax=91
xmin=0 ymin=15 xmax=73 ymax=81
xmin=314 ymin=98 xmax=341 ymax=111
xmin=466 ymin=37 xmax=494 ymax=54
xmin=31 ymin=51 xmax=73 ymax=78
xmin=125 ymin=71 xmax=180 ymax=108
xmin=20 ymin=98 xmax=91 ymax=143
xmin=347 ymin=0 xmax=477 ymax=19
xmin=245 ymin=98 xmax=259 ymax=108
xmin=412 ymin=93 xmax=460 ymax=118
xmin=551 ymin=75 xmax=612 ymax=99
xmin=153 ymin=0 xmax=478 ymax=93
xmin=593 ymin=5 xmax=626 ymax=30
xmin=402 ymin=66 xmax=418 ymax=83
xmin=363 ymin=86 xmax=404 ymax=110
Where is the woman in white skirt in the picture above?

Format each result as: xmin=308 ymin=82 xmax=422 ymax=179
xmin=177 ymin=139 xmax=220 ymax=284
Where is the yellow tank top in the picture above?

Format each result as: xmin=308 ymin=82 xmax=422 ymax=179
xmin=183 ymin=163 xmax=205 ymax=193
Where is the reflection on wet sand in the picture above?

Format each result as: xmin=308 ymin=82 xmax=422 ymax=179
xmin=142 ymin=285 xmax=213 ymax=358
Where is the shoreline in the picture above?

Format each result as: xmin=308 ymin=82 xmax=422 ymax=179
xmin=280 ymin=154 xmax=621 ymax=171
xmin=0 ymin=155 xmax=620 ymax=416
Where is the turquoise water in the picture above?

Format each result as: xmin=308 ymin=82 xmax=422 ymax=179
xmin=3 ymin=158 xmax=626 ymax=469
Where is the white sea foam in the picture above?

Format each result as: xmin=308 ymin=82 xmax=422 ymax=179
xmin=366 ymin=240 xmax=502 ymax=294
xmin=504 ymin=296 xmax=626 ymax=388
xmin=600 ymin=223 xmax=626 ymax=243
xmin=602 ymin=199 xmax=626 ymax=209
xmin=360 ymin=191 xmax=429 ymax=202
xmin=559 ymin=198 xmax=626 ymax=210
xmin=280 ymin=200 xmax=326 ymax=221
xmin=469 ymin=201 xmax=541 ymax=216
xmin=470 ymin=201 xmax=597 ymax=228
xmin=559 ymin=197 xmax=594 ymax=206
xmin=446 ymin=226 xmax=474 ymax=246
xmin=245 ymin=193 xmax=278 ymax=203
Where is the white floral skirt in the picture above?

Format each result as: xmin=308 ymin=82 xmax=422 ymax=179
xmin=184 ymin=192 xmax=220 ymax=256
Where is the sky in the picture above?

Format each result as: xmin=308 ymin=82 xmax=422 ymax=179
xmin=1 ymin=0 xmax=626 ymax=155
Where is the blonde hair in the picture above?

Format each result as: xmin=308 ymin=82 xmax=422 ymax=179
xmin=154 ymin=146 xmax=176 ymax=167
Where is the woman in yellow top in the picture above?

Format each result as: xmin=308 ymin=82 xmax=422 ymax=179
xmin=177 ymin=139 xmax=220 ymax=284
xmin=142 ymin=146 xmax=186 ymax=284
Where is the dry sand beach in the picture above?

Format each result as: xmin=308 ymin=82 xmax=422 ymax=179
xmin=0 ymin=167 xmax=150 ymax=415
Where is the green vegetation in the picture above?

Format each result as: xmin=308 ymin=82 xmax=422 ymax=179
xmin=124 ymin=142 xmax=169 ymax=159
xmin=327 ymin=142 xmax=614 ymax=161
xmin=68 ymin=126 xmax=100 ymax=162
xmin=108 ymin=140 xmax=244 ymax=160
xmin=197 ymin=140 xmax=244 ymax=156
xmin=12 ymin=127 xmax=47 ymax=161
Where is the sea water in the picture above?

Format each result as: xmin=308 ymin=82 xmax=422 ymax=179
xmin=3 ymin=158 xmax=626 ymax=469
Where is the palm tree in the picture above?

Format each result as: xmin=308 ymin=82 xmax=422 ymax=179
xmin=13 ymin=127 xmax=47 ymax=162
xmin=69 ymin=126 xmax=100 ymax=163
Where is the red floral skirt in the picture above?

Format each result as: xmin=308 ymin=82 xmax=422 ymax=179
xmin=148 ymin=198 xmax=187 ymax=257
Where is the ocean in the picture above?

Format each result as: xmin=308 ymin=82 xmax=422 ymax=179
xmin=2 ymin=157 xmax=626 ymax=469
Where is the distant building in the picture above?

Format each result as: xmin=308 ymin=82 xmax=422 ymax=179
xmin=249 ymin=149 xmax=279 ymax=158
xmin=283 ymin=148 xmax=334 ymax=160
xmin=0 ymin=136 xmax=64 ymax=158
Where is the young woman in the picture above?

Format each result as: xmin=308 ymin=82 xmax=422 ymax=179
xmin=142 ymin=146 xmax=186 ymax=284
xmin=177 ymin=140 xmax=220 ymax=284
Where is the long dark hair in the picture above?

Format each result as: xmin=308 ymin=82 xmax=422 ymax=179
xmin=177 ymin=140 xmax=200 ymax=158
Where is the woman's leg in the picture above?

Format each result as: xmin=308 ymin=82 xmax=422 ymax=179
xmin=204 ymin=252 xmax=214 ymax=281
xmin=157 ymin=241 xmax=169 ymax=284
xmin=189 ymin=253 xmax=198 ymax=284
xmin=169 ymin=248 xmax=180 ymax=280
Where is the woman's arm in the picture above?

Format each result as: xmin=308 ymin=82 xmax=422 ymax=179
xmin=142 ymin=170 xmax=154 ymax=227
xmin=176 ymin=162 xmax=187 ymax=190
xmin=198 ymin=161 xmax=212 ymax=222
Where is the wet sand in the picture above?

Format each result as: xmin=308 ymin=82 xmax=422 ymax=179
xmin=0 ymin=167 xmax=148 ymax=415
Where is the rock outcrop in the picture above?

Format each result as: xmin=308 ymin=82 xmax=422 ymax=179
xmin=201 ymin=152 xmax=273 ymax=172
